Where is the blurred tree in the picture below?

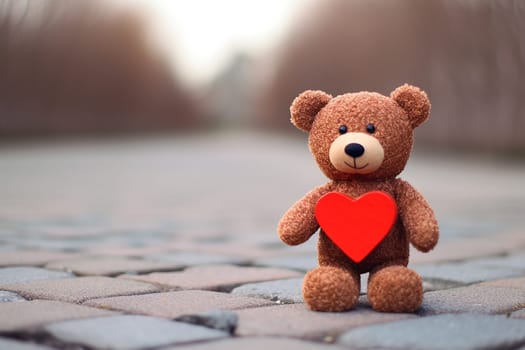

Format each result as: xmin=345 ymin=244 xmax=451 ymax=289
xmin=257 ymin=0 xmax=525 ymax=153
xmin=0 ymin=0 xmax=198 ymax=136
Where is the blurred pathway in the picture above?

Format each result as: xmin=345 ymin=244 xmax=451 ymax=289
xmin=0 ymin=131 xmax=524 ymax=350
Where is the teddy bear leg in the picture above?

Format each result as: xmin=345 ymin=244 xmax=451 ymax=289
xmin=302 ymin=266 xmax=360 ymax=312
xmin=367 ymin=265 xmax=423 ymax=313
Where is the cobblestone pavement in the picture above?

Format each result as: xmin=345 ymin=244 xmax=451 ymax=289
xmin=0 ymin=131 xmax=524 ymax=350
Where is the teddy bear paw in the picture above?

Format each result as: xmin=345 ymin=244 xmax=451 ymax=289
xmin=367 ymin=265 xmax=423 ymax=313
xmin=302 ymin=266 xmax=359 ymax=312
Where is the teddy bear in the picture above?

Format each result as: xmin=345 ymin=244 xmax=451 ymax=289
xmin=278 ymin=84 xmax=439 ymax=313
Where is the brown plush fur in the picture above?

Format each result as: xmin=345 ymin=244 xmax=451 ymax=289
xmin=278 ymin=84 xmax=439 ymax=313
xmin=368 ymin=265 xmax=423 ymax=312
xmin=303 ymin=266 xmax=360 ymax=312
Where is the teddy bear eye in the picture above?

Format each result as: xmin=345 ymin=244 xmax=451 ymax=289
xmin=366 ymin=123 xmax=376 ymax=133
xmin=338 ymin=125 xmax=348 ymax=134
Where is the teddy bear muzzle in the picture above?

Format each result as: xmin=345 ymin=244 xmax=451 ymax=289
xmin=328 ymin=132 xmax=384 ymax=174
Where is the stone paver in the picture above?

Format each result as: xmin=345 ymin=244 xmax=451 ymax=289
xmin=511 ymin=309 xmax=525 ymax=319
xmin=0 ymin=267 xmax=74 ymax=286
xmin=120 ymin=265 xmax=301 ymax=291
xmin=0 ymin=337 xmax=56 ymax=350
xmin=1 ymin=276 xmax=160 ymax=303
xmin=338 ymin=314 xmax=525 ymax=350
xmin=45 ymin=256 xmax=184 ymax=276
xmin=0 ymin=251 xmax=75 ymax=267
xmin=410 ymin=231 xmax=525 ymax=264
xmin=2 ymin=236 xmax=98 ymax=252
xmin=0 ymin=244 xmax=17 ymax=252
xmin=0 ymin=300 xmax=115 ymax=332
xmin=0 ymin=291 xmax=26 ymax=302
xmin=232 ymin=278 xmax=304 ymax=304
xmin=162 ymin=337 xmax=348 ymax=350
xmin=85 ymin=244 xmax=173 ymax=257
xmin=161 ymin=241 xmax=290 ymax=260
xmin=149 ymin=251 xmax=249 ymax=266
xmin=235 ymin=303 xmax=417 ymax=340
xmin=470 ymin=252 xmax=525 ymax=270
xmin=420 ymin=283 xmax=525 ymax=315
xmin=479 ymin=276 xmax=525 ymax=289
xmin=45 ymin=315 xmax=227 ymax=350
xmin=175 ymin=310 xmax=238 ymax=333
xmin=84 ymin=290 xmax=273 ymax=318
xmin=412 ymin=261 xmax=523 ymax=284
xmin=254 ymin=253 xmax=317 ymax=272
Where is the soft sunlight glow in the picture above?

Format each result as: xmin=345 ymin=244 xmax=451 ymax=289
xmin=126 ymin=0 xmax=304 ymax=88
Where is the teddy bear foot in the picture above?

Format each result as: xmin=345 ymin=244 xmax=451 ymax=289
xmin=367 ymin=265 xmax=423 ymax=313
xmin=302 ymin=266 xmax=359 ymax=312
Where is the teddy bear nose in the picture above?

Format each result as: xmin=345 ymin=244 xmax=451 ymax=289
xmin=344 ymin=143 xmax=365 ymax=158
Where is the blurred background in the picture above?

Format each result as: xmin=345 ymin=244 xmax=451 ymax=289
xmin=1 ymin=0 xmax=523 ymax=153
xmin=0 ymin=0 xmax=524 ymax=261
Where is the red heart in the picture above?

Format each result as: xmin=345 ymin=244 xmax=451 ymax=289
xmin=315 ymin=191 xmax=397 ymax=263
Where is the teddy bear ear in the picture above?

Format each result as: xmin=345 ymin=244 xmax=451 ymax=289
xmin=290 ymin=90 xmax=332 ymax=132
xmin=390 ymin=84 xmax=431 ymax=129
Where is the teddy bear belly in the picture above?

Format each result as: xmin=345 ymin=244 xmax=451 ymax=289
xmin=317 ymin=225 xmax=409 ymax=274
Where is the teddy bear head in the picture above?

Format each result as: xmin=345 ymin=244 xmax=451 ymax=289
xmin=290 ymin=84 xmax=430 ymax=181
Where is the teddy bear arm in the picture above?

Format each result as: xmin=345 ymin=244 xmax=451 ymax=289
xmin=278 ymin=187 xmax=326 ymax=246
xmin=395 ymin=180 xmax=439 ymax=252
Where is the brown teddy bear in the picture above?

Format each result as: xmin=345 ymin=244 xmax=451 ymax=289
xmin=278 ymin=84 xmax=439 ymax=313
